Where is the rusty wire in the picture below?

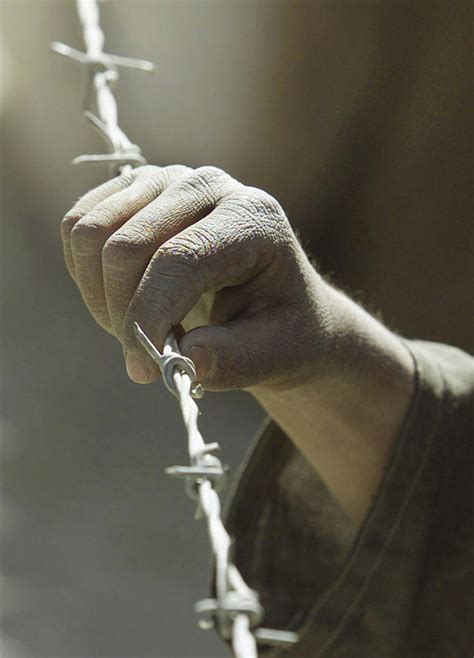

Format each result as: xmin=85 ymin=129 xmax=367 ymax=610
xmin=52 ymin=1 xmax=298 ymax=655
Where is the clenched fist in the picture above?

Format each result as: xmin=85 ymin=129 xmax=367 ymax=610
xmin=62 ymin=163 xmax=414 ymax=523
xmin=61 ymin=165 xmax=331 ymax=391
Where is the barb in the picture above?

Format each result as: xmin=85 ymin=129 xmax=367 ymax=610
xmin=51 ymin=0 xmax=155 ymax=173
xmin=134 ymin=324 xmax=299 ymax=656
xmin=53 ymin=1 xmax=298 ymax=655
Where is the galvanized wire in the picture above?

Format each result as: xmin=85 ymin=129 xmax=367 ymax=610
xmin=52 ymin=1 xmax=298 ymax=655
xmin=134 ymin=325 xmax=288 ymax=657
xmin=51 ymin=0 xmax=153 ymax=171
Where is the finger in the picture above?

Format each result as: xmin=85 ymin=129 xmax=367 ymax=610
xmin=122 ymin=192 xmax=278 ymax=383
xmin=179 ymin=261 xmax=300 ymax=390
xmin=69 ymin=165 xmax=191 ymax=332
xmin=102 ymin=166 xmax=232 ymax=339
xmin=61 ymin=168 xmax=137 ymax=280
xmin=178 ymin=315 xmax=284 ymax=391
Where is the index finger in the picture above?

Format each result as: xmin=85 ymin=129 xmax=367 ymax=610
xmin=122 ymin=193 xmax=275 ymax=383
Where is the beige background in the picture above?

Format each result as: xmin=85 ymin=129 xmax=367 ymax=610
xmin=1 ymin=1 xmax=472 ymax=656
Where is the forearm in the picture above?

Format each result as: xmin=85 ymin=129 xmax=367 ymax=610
xmin=250 ymin=280 xmax=415 ymax=526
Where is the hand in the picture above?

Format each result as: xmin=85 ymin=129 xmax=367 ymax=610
xmin=62 ymin=163 xmax=414 ymax=523
xmin=61 ymin=165 xmax=330 ymax=391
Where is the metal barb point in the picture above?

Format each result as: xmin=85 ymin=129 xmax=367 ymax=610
xmin=194 ymin=593 xmax=264 ymax=638
xmin=195 ymin=596 xmax=298 ymax=648
xmin=72 ymin=151 xmax=146 ymax=168
xmin=133 ymin=322 xmax=203 ymax=400
xmin=51 ymin=4 xmax=155 ymax=174
xmin=56 ymin=2 xmax=279 ymax=654
xmin=51 ymin=41 xmax=155 ymax=73
xmin=254 ymin=628 xmax=299 ymax=647
xmin=166 ymin=461 xmax=228 ymax=503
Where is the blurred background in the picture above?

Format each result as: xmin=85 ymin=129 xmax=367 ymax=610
xmin=0 ymin=1 xmax=472 ymax=657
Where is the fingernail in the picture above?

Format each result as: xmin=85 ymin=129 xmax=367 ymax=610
xmin=188 ymin=346 xmax=214 ymax=380
xmin=126 ymin=353 xmax=150 ymax=383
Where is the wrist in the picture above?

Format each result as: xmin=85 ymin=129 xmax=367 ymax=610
xmin=249 ymin=281 xmax=415 ymax=525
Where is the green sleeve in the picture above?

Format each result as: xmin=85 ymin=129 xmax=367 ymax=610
xmin=221 ymin=341 xmax=474 ymax=657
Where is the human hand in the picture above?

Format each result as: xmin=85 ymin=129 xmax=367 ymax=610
xmin=62 ymin=164 xmax=415 ymax=522
xmin=61 ymin=164 xmax=331 ymax=391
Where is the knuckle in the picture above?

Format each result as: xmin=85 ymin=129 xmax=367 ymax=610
xmin=246 ymin=187 xmax=283 ymax=219
xmin=153 ymin=239 xmax=205 ymax=286
xmin=61 ymin=211 xmax=82 ymax=240
xmin=163 ymin=164 xmax=192 ymax=181
xmin=195 ymin=165 xmax=226 ymax=182
xmin=69 ymin=217 xmax=110 ymax=253
xmin=102 ymin=234 xmax=135 ymax=265
xmin=186 ymin=225 xmax=217 ymax=257
xmin=226 ymin=188 xmax=290 ymax=252
xmin=102 ymin=223 xmax=155 ymax=265
xmin=105 ymin=230 xmax=157 ymax=267
xmin=243 ymin=189 xmax=287 ymax=239
xmin=133 ymin=164 xmax=161 ymax=179
xmin=158 ymin=238 xmax=200 ymax=266
xmin=135 ymin=164 xmax=191 ymax=195
xmin=134 ymin=165 xmax=168 ymax=196
xmin=187 ymin=166 xmax=229 ymax=200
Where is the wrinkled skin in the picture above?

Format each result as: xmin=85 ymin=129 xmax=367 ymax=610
xmin=61 ymin=163 xmax=414 ymax=523
xmin=61 ymin=164 xmax=333 ymax=392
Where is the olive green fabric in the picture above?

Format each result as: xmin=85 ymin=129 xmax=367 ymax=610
xmin=223 ymin=341 xmax=474 ymax=657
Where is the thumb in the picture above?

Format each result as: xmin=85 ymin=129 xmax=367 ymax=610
xmin=179 ymin=319 xmax=278 ymax=392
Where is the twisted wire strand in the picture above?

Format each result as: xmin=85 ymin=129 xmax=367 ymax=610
xmin=76 ymin=0 xmax=133 ymax=154
xmin=145 ymin=330 xmax=296 ymax=653
xmin=52 ymin=0 xmax=151 ymax=169
xmin=52 ymin=1 xmax=298 ymax=655
xmin=162 ymin=341 xmax=263 ymax=657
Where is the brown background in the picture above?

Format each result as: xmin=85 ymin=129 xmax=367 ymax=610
xmin=1 ymin=1 xmax=472 ymax=657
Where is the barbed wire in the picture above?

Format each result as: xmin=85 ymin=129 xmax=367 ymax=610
xmin=51 ymin=0 xmax=153 ymax=172
xmin=52 ymin=1 xmax=298 ymax=655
